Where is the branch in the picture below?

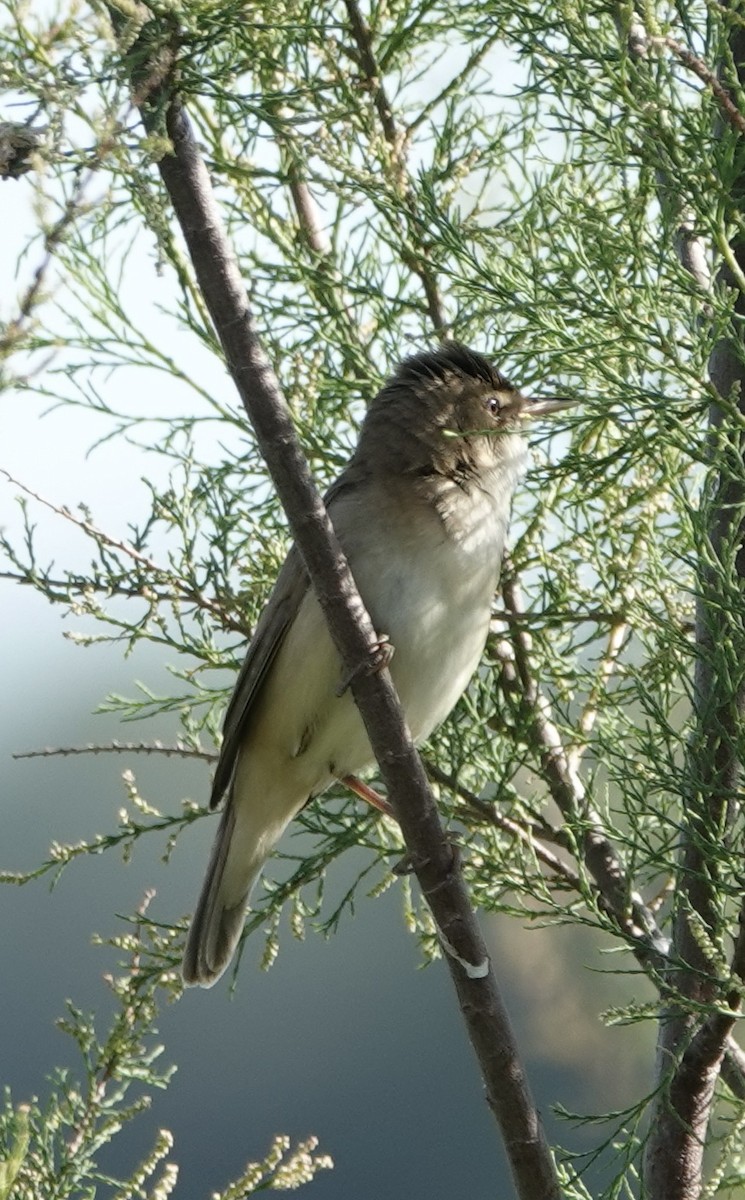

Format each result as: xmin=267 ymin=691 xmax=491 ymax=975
xmin=241 ymin=86 xmax=372 ymax=380
xmin=277 ymin=125 xmax=372 ymax=383
xmin=120 ymin=31 xmax=560 ymax=1200
xmin=406 ymin=31 xmax=504 ymax=137
xmin=722 ymin=1036 xmax=745 ymax=1100
xmin=567 ymin=617 xmax=629 ymax=774
xmin=341 ymin=0 xmax=448 ymax=335
xmin=0 ymin=161 xmax=85 ymax=359
xmin=621 ymin=11 xmax=745 ymax=1196
xmin=653 ymin=35 xmax=745 ymax=138
xmin=621 ymin=12 xmax=713 ymax=292
xmin=491 ymin=580 xmax=745 ymax=1115
xmin=500 ymin=575 xmax=670 ymax=972
xmin=490 ymin=605 xmax=625 ymax=625
xmin=13 ymin=740 xmax=217 ymax=762
xmin=424 ymin=761 xmax=584 ymax=893
xmin=644 ymin=1003 xmax=744 ymax=1200
xmin=0 ymin=118 xmax=127 ymax=363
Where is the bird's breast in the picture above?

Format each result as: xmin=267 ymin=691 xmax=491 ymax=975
xmin=349 ymin=475 xmax=512 ymax=742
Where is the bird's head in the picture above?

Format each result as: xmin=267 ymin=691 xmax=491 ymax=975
xmin=359 ymin=342 xmax=575 ymax=481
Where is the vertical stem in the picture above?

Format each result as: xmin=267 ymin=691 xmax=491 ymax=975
xmin=643 ymin=18 xmax=745 ymax=1199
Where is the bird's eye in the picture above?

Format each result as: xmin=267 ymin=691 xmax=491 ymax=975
xmin=486 ymin=396 xmax=501 ymax=417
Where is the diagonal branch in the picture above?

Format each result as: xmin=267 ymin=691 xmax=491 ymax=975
xmin=115 ymin=23 xmax=561 ymax=1200
xmin=500 ymin=574 xmax=670 ymax=972
xmin=567 ymin=617 xmax=629 ymax=775
xmin=496 ymin=578 xmax=745 ymax=1115
xmin=652 ymin=35 xmax=745 ymax=138
xmin=406 ymin=31 xmax=504 ymax=137
xmin=424 ymin=760 xmax=585 ymax=893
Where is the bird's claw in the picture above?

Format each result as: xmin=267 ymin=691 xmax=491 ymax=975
xmin=335 ymin=634 xmax=394 ymax=696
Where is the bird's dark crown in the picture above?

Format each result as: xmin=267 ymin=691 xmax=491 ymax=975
xmin=355 ymin=341 xmax=523 ymax=483
xmin=393 ymin=342 xmax=512 ymax=394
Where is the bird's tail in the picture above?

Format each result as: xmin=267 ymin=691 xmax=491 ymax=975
xmin=181 ymin=799 xmax=268 ymax=988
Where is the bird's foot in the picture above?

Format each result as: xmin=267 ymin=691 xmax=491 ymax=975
xmin=335 ymin=635 xmax=394 ymax=697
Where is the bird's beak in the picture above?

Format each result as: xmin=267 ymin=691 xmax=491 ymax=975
xmin=516 ymin=395 xmax=578 ymax=420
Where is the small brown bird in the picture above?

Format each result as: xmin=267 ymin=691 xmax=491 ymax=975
xmin=183 ymin=343 xmax=573 ymax=986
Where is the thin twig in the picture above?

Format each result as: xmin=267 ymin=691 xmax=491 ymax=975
xmin=406 ymin=31 xmax=504 ymax=137
xmin=490 ymin=606 xmax=624 ymax=625
xmin=66 ymin=890 xmax=156 ymax=1159
xmin=425 ymin=761 xmax=584 ymax=892
xmin=0 ymin=569 xmax=249 ymax=635
xmin=567 ymin=618 xmax=629 ymax=774
xmin=653 ymin=35 xmax=745 ymax=137
xmin=0 ymin=471 xmax=249 ymax=635
xmin=279 ymin=128 xmax=371 ymax=382
xmin=1 ymin=122 xmax=127 ymax=360
xmin=13 ymin=741 xmax=217 ymax=762
xmin=1 ymin=172 xmax=88 ymax=359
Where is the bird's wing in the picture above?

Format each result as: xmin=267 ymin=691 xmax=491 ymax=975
xmin=209 ymin=469 xmax=365 ymax=809
xmin=209 ymin=544 xmax=308 ymax=807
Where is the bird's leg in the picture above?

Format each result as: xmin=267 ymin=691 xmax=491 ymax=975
xmin=341 ymin=773 xmax=395 ymax=818
xmin=335 ymin=634 xmax=394 ymax=697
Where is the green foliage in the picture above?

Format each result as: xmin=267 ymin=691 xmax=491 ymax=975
xmin=4 ymin=0 xmax=745 ymax=1194
xmin=0 ymin=899 xmax=332 ymax=1197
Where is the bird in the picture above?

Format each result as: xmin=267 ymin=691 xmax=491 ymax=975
xmin=182 ymin=342 xmax=573 ymax=986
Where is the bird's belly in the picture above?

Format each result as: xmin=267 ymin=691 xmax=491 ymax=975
xmin=243 ymin=497 xmax=506 ymax=794
xmin=363 ymin=528 xmax=501 ymax=743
